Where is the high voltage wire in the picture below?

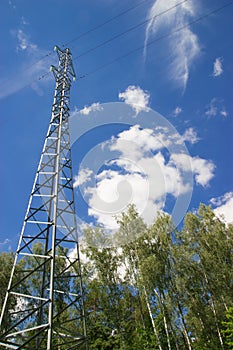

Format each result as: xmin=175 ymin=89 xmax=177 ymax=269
xmin=9 ymin=0 xmax=152 ymax=77
xmin=73 ymin=0 xmax=188 ymax=60
xmin=3 ymin=1 xmax=233 ymax=93
xmin=6 ymin=0 xmax=188 ymax=89
xmin=62 ymin=0 xmax=153 ymax=47
xmin=78 ymin=0 xmax=233 ymax=80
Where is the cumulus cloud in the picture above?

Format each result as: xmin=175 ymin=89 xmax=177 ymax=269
xmin=210 ymin=192 xmax=233 ymax=224
xmin=110 ymin=124 xmax=171 ymax=156
xmin=119 ymin=86 xmax=150 ymax=115
xmin=69 ymin=245 xmax=127 ymax=281
xmin=79 ymin=102 xmax=103 ymax=115
xmin=73 ymin=168 xmax=93 ymax=188
xmin=213 ymin=57 xmax=223 ymax=77
xmin=68 ymin=246 xmax=90 ymax=266
xmin=87 ymin=170 xmax=149 ymax=229
xmin=171 ymin=153 xmax=215 ymax=187
xmin=82 ymin=125 xmax=214 ymax=229
xmin=191 ymin=157 xmax=215 ymax=187
xmin=144 ymin=0 xmax=200 ymax=90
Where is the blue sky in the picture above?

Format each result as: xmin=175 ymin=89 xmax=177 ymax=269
xmin=1 ymin=0 xmax=233 ymax=251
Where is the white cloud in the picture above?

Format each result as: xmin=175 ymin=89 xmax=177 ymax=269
xmin=110 ymin=124 xmax=171 ymax=157
xmin=192 ymin=157 xmax=215 ymax=187
xmin=171 ymin=153 xmax=215 ymax=187
xmin=70 ymin=245 xmax=127 ymax=281
xmin=79 ymin=102 xmax=103 ymax=115
xmin=173 ymin=106 xmax=182 ymax=116
xmin=8 ymin=0 xmax=16 ymax=10
xmin=144 ymin=0 xmax=200 ymax=90
xmin=118 ymin=86 xmax=150 ymax=115
xmin=0 ymin=238 xmax=10 ymax=246
xmin=82 ymin=125 xmax=214 ymax=229
xmin=205 ymin=98 xmax=228 ymax=118
xmin=17 ymin=29 xmax=27 ymax=50
xmin=205 ymin=98 xmax=218 ymax=117
xmin=73 ymin=168 xmax=93 ymax=188
xmin=220 ymin=110 xmax=228 ymax=118
xmin=16 ymin=29 xmax=36 ymax=51
xmin=11 ymin=297 xmax=28 ymax=317
xmin=68 ymin=246 xmax=90 ymax=266
xmin=210 ymin=192 xmax=233 ymax=206
xmin=210 ymin=192 xmax=233 ymax=224
xmin=87 ymin=170 xmax=149 ymax=229
xmin=181 ymin=127 xmax=199 ymax=144
xmin=20 ymin=16 xmax=28 ymax=26
xmin=213 ymin=57 xmax=223 ymax=77
xmin=167 ymin=127 xmax=199 ymax=146
xmin=0 ymin=28 xmax=54 ymax=99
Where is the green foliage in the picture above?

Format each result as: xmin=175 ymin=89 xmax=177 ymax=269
xmin=1 ymin=204 xmax=233 ymax=349
xmin=0 ymin=251 xmax=15 ymax=333
xmin=223 ymin=307 xmax=233 ymax=348
xmin=0 ymin=251 xmax=14 ymax=309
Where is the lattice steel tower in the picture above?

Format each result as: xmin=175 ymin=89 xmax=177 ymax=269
xmin=0 ymin=46 xmax=87 ymax=349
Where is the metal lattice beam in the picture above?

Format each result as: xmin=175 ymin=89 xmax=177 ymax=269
xmin=0 ymin=46 xmax=87 ymax=350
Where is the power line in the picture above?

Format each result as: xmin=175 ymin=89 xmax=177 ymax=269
xmin=2 ymin=0 xmax=186 ymax=93
xmin=62 ymin=0 xmax=152 ymax=47
xmin=73 ymin=0 xmax=188 ymax=60
xmin=8 ymin=0 xmax=152 ymax=78
xmin=3 ymin=1 xmax=232 ymax=94
xmin=10 ymin=0 xmax=188 ymax=89
xmin=78 ymin=0 xmax=233 ymax=80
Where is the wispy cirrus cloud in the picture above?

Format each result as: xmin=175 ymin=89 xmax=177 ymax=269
xmin=0 ymin=28 xmax=55 ymax=99
xmin=16 ymin=29 xmax=36 ymax=51
xmin=0 ymin=238 xmax=10 ymax=246
xmin=144 ymin=0 xmax=200 ymax=90
xmin=205 ymin=98 xmax=228 ymax=118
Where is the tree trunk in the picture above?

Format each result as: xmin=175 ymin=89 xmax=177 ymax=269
xmin=154 ymin=288 xmax=172 ymax=350
xmin=202 ymin=268 xmax=225 ymax=350
xmin=143 ymin=285 xmax=163 ymax=350
xmin=177 ymin=301 xmax=192 ymax=350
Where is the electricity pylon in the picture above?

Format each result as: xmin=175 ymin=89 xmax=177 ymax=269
xmin=0 ymin=46 xmax=87 ymax=349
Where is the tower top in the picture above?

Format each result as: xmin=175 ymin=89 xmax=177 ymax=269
xmin=50 ymin=45 xmax=76 ymax=83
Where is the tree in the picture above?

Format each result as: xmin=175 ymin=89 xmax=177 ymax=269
xmin=0 ymin=251 xmax=25 ymax=336
xmin=223 ymin=307 xmax=233 ymax=349
xmin=177 ymin=204 xmax=233 ymax=349
xmin=1 ymin=204 xmax=232 ymax=349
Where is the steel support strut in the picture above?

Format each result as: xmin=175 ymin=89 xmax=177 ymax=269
xmin=0 ymin=46 xmax=87 ymax=349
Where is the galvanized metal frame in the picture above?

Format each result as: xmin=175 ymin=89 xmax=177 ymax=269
xmin=0 ymin=46 xmax=87 ymax=349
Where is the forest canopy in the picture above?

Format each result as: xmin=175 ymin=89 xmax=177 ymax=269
xmin=0 ymin=204 xmax=233 ymax=349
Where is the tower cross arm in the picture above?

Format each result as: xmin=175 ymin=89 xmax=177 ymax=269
xmin=50 ymin=45 xmax=76 ymax=84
